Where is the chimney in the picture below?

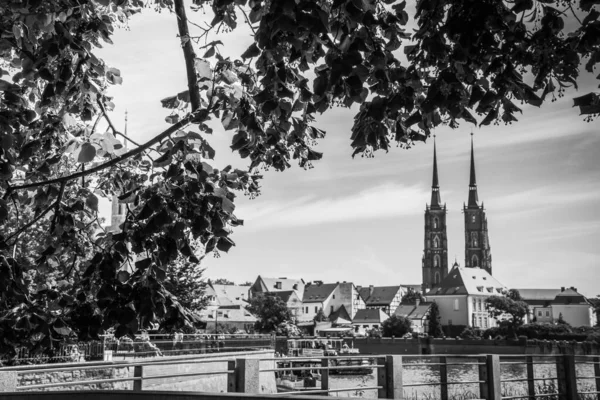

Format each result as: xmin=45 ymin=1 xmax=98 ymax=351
xmin=561 ymin=287 xmax=565 ymax=292
xmin=571 ymin=287 xmax=577 ymax=292
xmin=369 ymin=285 xmax=374 ymax=297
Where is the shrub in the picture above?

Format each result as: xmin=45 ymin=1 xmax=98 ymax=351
xmin=460 ymin=327 xmax=483 ymax=340
xmin=381 ymin=315 xmax=412 ymax=338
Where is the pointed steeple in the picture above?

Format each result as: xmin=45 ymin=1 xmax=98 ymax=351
xmin=430 ymin=137 xmax=442 ymax=208
xmin=467 ymin=134 xmax=479 ymax=208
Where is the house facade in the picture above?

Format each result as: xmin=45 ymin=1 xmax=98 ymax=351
xmin=300 ymin=281 xmax=365 ymax=323
xmin=272 ymin=290 xmax=303 ymax=320
xmin=551 ymin=288 xmax=597 ymax=327
xmin=394 ymin=300 xmax=433 ymax=334
xmin=352 ymin=309 xmax=390 ymax=335
xmin=425 ymin=265 xmax=507 ymax=329
xmin=358 ymin=285 xmax=405 ymax=315
xmin=517 ymin=288 xmax=561 ymax=324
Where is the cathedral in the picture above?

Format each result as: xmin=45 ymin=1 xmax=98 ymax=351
xmin=421 ymin=136 xmax=492 ymax=293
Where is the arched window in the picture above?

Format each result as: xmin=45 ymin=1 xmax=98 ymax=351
xmin=433 ymin=217 xmax=439 ymax=229
xmin=433 ymin=236 xmax=439 ymax=248
xmin=433 ymin=255 xmax=440 ymax=268
xmin=471 ymin=232 xmax=478 ymax=247
xmin=434 ymin=272 xmax=441 ymax=285
xmin=471 ymin=214 xmax=476 ymax=223
xmin=472 ymin=255 xmax=479 ymax=267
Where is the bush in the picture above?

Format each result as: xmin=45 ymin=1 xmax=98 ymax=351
xmin=460 ymin=327 xmax=483 ymax=340
xmin=367 ymin=328 xmax=382 ymax=338
xmin=482 ymin=326 xmax=506 ymax=339
xmin=443 ymin=324 xmax=468 ymax=338
xmin=381 ymin=315 xmax=412 ymax=338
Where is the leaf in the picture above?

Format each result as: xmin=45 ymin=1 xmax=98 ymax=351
xmin=216 ymin=237 xmax=235 ymax=253
xmin=86 ymin=193 xmax=99 ymax=212
xmin=194 ymin=59 xmax=212 ymax=81
xmin=77 ymin=143 xmax=96 ymax=163
xmin=53 ymin=325 xmax=72 ymax=336
xmin=241 ymin=43 xmax=261 ymax=59
xmin=117 ymin=270 xmax=130 ymax=283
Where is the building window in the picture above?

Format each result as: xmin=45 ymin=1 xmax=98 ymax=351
xmin=434 ymin=254 xmax=440 ymax=268
xmin=545 ymin=311 xmax=550 ymax=317
xmin=471 ymin=215 xmax=476 ymax=223
xmin=472 ymin=298 xmax=477 ymax=310
xmin=454 ymin=299 xmax=459 ymax=311
xmin=330 ymin=306 xmax=334 ymax=314
xmin=314 ymin=306 xmax=318 ymax=313
xmin=478 ymin=299 xmax=482 ymax=312
xmin=483 ymin=318 xmax=488 ymax=328
xmin=434 ymin=272 xmax=441 ymax=285
xmin=472 ymin=255 xmax=479 ymax=267
xmin=478 ymin=317 xmax=482 ymax=327
xmin=332 ymin=295 xmax=335 ymax=299
xmin=537 ymin=310 xmax=542 ymax=317
xmin=433 ymin=237 xmax=439 ymax=248
xmin=472 ymin=232 xmax=478 ymax=247
xmin=433 ymin=217 xmax=439 ymax=229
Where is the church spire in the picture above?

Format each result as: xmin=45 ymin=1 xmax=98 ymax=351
xmin=467 ymin=134 xmax=479 ymax=208
xmin=430 ymin=137 xmax=442 ymax=208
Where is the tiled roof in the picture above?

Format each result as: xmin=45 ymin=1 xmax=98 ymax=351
xmin=517 ymin=289 xmax=562 ymax=306
xmin=352 ymin=308 xmax=390 ymax=324
xmin=359 ymin=286 xmax=401 ymax=306
xmin=329 ymin=305 xmax=352 ymax=324
xmin=258 ymin=276 xmax=305 ymax=296
xmin=552 ymin=288 xmax=590 ymax=305
xmin=272 ymin=290 xmax=296 ymax=303
xmin=211 ymin=284 xmax=249 ymax=306
xmin=394 ymin=302 xmax=433 ymax=320
xmin=302 ymin=283 xmax=338 ymax=303
xmin=198 ymin=305 xmax=257 ymax=323
xmin=425 ymin=266 xmax=506 ymax=296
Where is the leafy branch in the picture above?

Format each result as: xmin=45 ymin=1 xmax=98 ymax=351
xmin=6 ymin=200 xmax=58 ymax=245
xmin=174 ymin=0 xmax=201 ymax=112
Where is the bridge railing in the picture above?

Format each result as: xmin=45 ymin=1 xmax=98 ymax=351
xmin=1 ymin=353 xmax=599 ymax=399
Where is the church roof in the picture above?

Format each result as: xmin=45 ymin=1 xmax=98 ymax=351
xmin=467 ymin=136 xmax=480 ymax=208
xmin=552 ymin=288 xmax=590 ymax=305
xmin=303 ymin=282 xmax=338 ymax=303
xmin=358 ymin=286 xmax=402 ymax=306
xmin=425 ymin=266 xmax=506 ymax=296
xmin=352 ymin=308 xmax=390 ymax=324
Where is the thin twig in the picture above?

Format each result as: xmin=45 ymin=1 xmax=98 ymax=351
xmin=568 ymin=2 xmax=583 ymax=25
xmin=60 ymin=253 xmax=78 ymax=280
xmin=50 ymin=181 xmax=66 ymax=233
xmin=6 ymin=201 xmax=58 ymax=245
xmin=237 ymin=5 xmax=257 ymax=36
xmin=174 ymin=0 xmax=202 ymax=111
xmin=9 ymin=113 xmax=195 ymax=192
xmin=97 ymin=99 xmax=156 ymax=152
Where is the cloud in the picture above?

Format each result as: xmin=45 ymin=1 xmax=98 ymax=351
xmin=236 ymin=182 xmax=430 ymax=231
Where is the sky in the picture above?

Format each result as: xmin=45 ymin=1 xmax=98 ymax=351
xmin=95 ymin=5 xmax=600 ymax=297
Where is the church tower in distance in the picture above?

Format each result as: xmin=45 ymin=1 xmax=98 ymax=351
xmin=463 ymin=135 xmax=492 ymax=274
xmin=422 ymin=138 xmax=449 ymax=293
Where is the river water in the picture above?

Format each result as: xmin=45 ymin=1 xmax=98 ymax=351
xmin=327 ymin=357 xmax=597 ymax=399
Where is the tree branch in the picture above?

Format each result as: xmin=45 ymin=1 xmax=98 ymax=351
xmin=50 ymin=181 xmax=66 ymax=233
xmin=174 ymin=0 xmax=202 ymax=112
xmin=6 ymin=200 xmax=57 ymax=245
xmin=237 ymin=5 xmax=257 ymax=36
xmin=9 ymin=113 xmax=195 ymax=192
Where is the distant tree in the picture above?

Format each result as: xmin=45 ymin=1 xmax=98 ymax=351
xmin=556 ymin=313 xmax=570 ymax=326
xmin=382 ymin=315 xmax=412 ymax=338
xmin=239 ymin=281 xmax=253 ymax=287
xmin=247 ymin=293 xmax=291 ymax=333
xmin=164 ymin=260 xmax=207 ymax=313
xmin=507 ymin=289 xmax=523 ymax=301
xmin=211 ymin=278 xmax=235 ymax=285
xmin=401 ymin=289 xmax=425 ymax=305
xmin=485 ymin=296 xmax=528 ymax=339
xmin=427 ymin=303 xmax=444 ymax=338
xmin=313 ymin=308 xmax=328 ymax=322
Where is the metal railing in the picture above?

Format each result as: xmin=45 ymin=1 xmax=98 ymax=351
xmin=1 ymin=352 xmax=599 ymax=399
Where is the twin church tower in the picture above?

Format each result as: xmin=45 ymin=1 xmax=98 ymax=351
xmin=421 ymin=136 xmax=492 ymax=293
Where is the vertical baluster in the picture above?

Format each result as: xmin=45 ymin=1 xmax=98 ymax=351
xmin=439 ymin=356 xmax=448 ymax=400
xmin=593 ymin=356 xmax=600 ymax=399
xmin=377 ymin=356 xmax=388 ymax=399
xmin=133 ymin=365 xmax=143 ymax=391
xmin=556 ymin=354 xmax=577 ymax=400
xmin=320 ymin=358 xmax=329 ymax=396
xmin=478 ymin=356 xmax=489 ymax=400
xmin=227 ymin=360 xmax=237 ymax=392
xmin=526 ymin=356 xmax=535 ymax=400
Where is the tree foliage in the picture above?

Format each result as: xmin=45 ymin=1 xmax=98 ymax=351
xmin=165 ymin=259 xmax=207 ymax=313
xmin=313 ymin=308 xmax=328 ymax=322
xmin=485 ymin=295 xmax=528 ymax=338
xmin=381 ymin=315 xmax=412 ymax=337
xmin=1 ymin=0 xmax=599 ymax=357
xmin=210 ymin=278 xmax=235 ymax=285
xmin=247 ymin=293 xmax=291 ymax=333
xmin=401 ymin=288 xmax=425 ymax=304
xmin=427 ymin=302 xmax=444 ymax=337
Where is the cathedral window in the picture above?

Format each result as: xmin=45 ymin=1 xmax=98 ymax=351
xmin=433 ymin=255 xmax=440 ymax=268
xmin=433 ymin=237 xmax=439 ymax=248
xmin=434 ymin=272 xmax=440 ymax=284
xmin=471 ymin=232 xmax=478 ymax=247
xmin=472 ymin=255 xmax=479 ymax=267
xmin=471 ymin=215 xmax=476 ymax=223
xmin=433 ymin=217 xmax=439 ymax=229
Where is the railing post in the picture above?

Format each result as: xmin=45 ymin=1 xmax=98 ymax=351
xmin=0 ymin=371 xmax=18 ymax=392
xmin=236 ymin=357 xmax=260 ymax=394
xmin=439 ymin=356 xmax=448 ymax=400
xmin=320 ymin=358 xmax=329 ymax=396
xmin=227 ymin=360 xmax=237 ymax=392
xmin=479 ymin=355 xmax=501 ymax=400
xmin=133 ymin=365 xmax=143 ymax=391
xmin=594 ymin=356 xmax=600 ymax=399
xmin=556 ymin=354 xmax=577 ymax=400
xmin=525 ymin=356 xmax=535 ymax=400
xmin=377 ymin=355 xmax=403 ymax=399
